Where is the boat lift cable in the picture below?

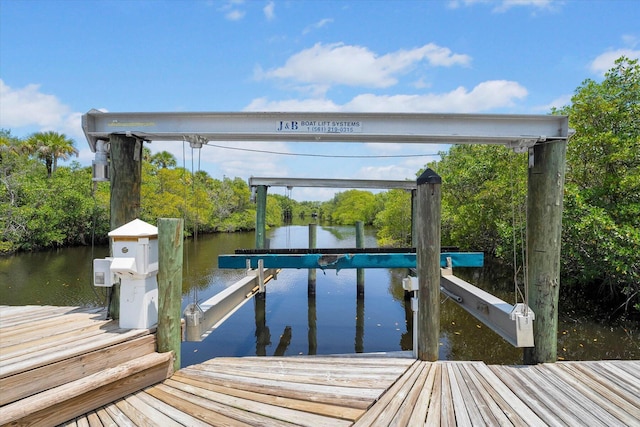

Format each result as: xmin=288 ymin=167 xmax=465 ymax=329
xmin=510 ymin=150 xmax=529 ymax=313
xmin=205 ymin=143 xmax=440 ymax=159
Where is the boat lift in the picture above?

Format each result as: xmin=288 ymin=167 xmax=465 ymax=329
xmin=217 ymin=249 xmax=535 ymax=348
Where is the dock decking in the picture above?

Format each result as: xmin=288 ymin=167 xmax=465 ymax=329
xmin=1 ymin=306 xmax=639 ymax=426
xmin=0 ymin=305 xmax=173 ymax=426
xmin=62 ymin=356 xmax=640 ymax=427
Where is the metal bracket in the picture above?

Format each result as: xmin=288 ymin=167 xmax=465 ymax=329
xmin=509 ymin=137 xmax=540 ymax=154
xmin=185 ymin=135 xmax=208 ymax=149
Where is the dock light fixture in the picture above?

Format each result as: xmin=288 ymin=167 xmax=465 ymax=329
xmin=92 ymin=139 xmax=109 ymax=182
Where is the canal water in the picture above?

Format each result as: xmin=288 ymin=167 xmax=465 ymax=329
xmin=1 ymin=225 xmax=637 ymax=368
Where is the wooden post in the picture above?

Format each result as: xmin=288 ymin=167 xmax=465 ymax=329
xmin=356 ymin=220 xmax=365 ymax=296
xmin=416 ymin=168 xmax=441 ymax=361
xmin=108 ymin=134 xmax=143 ymax=319
xmin=524 ymin=141 xmax=567 ymax=365
xmin=308 ymin=223 xmax=317 ymax=294
xmin=157 ymin=218 xmax=183 ymax=372
xmin=411 ymin=189 xmax=417 ymax=248
xmin=255 ymin=185 xmax=267 ymax=249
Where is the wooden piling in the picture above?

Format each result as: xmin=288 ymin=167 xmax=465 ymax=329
xmin=157 ymin=218 xmax=184 ymax=372
xmin=524 ymin=140 xmax=567 ymax=365
xmin=255 ymin=185 xmax=267 ymax=249
xmin=356 ymin=220 xmax=365 ymax=296
xmin=108 ymin=134 xmax=143 ymax=320
xmin=416 ymin=168 xmax=441 ymax=361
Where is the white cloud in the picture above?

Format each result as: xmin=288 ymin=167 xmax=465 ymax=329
xmin=589 ymin=48 xmax=640 ymax=76
xmin=244 ymin=97 xmax=341 ymax=112
xmin=533 ymin=94 xmax=572 ymax=113
xmin=448 ymin=0 xmax=559 ymax=12
xmin=246 ymin=80 xmax=527 ymax=114
xmin=302 ymin=18 xmax=333 ymax=35
xmin=344 ymin=80 xmax=527 ymax=113
xmin=0 ymin=79 xmax=84 ymax=141
xmin=219 ymin=0 xmax=245 ymax=20
xmin=263 ymin=1 xmax=275 ymax=20
xmin=258 ymin=43 xmax=471 ymax=93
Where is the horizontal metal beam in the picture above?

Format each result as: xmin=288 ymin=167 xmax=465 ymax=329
xmin=218 ymin=252 xmax=483 ymax=270
xmin=183 ymin=267 xmax=278 ymax=341
xmin=83 ymin=110 xmax=569 ymax=152
xmin=248 ymin=177 xmax=416 ymax=190
xmin=438 ymin=272 xmax=534 ymax=347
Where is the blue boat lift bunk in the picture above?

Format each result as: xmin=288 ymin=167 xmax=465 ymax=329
xmin=218 ymin=247 xmax=535 ymax=348
xmin=218 ymin=248 xmax=483 ymax=270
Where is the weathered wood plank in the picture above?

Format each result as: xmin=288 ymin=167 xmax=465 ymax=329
xmin=134 ymin=390 xmax=212 ymax=427
xmin=192 ymin=363 xmax=400 ymax=388
xmin=478 ymin=364 xmax=549 ymax=427
xmin=0 ymin=312 xmax=110 ymax=342
xmin=424 ymin=363 xmax=442 ymax=426
xmin=387 ymin=362 xmax=431 ymax=427
xmin=560 ymin=362 xmax=640 ymax=413
xmin=177 ymin=365 xmax=383 ymax=406
xmin=440 ymin=360 xmax=456 ymax=427
xmin=533 ymin=364 xmax=623 ymax=427
xmin=458 ymin=362 xmax=521 ymax=427
xmin=406 ymin=362 xmax=437 ymax=426
xmin=86 ymin=411 xmax=105 ymax=427
xmin=0 ymin=352 xmax=173 ymax=427
xmin=0 ymin=327 xmax=154 ymax=378
xmin=165 ymin=377 xmax=351 ymax=427
xmin=95 ymin=407 xmax=118 ymax=427
xmin=0 ymin=306 xmax=78 ymax=327
xmin=1 ymin=335 xmax=156 ymax=405
xmin=449 ymin=363 xmax=499 ymax=426
xmin=170 ymin=373 xmax=365 ymax=421
xmin=351 ymin=361 xmax=422 ymax=426
xmin=518 ymin=365 xmax=609 ymax=427
xmin=146 ymin=383 xmax=286 ymax=427
xmin=488 ymin=365 xmax=569 ymax=427
xmin=104 ymin=404 xmax=135 ymax=426
xmin=446 ymin=363 xmax=473 ymax=427
xmin=548 ymin=363 xmax=640 ymax=426
xmin=116 ymin=394 xmax=182 ymax=427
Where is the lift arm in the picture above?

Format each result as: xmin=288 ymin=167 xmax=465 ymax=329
xmin=439 ymin=269 xmax=534 ymax=347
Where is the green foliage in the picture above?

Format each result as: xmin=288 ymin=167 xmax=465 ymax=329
xmin=426 ymin=144 xmax=527 ymax=256
xmin=0 ymin=135 xmax=271 ymax=253
xmin=374 ymin=189 xmax=412 ymax=247
xmin=322 ymin=189 xmax=378 ymax=225
xmin=556 ymin=57 xmax=640 ymax=313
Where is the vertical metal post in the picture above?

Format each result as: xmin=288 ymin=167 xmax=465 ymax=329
xmin=157 ymin=218 xmax=183 ymax=372
xmin=308 ymin=223 xmax=317 ymax=293
xmin=108 ymin=134 xmax=142 ymax=320
xmin=255 ymin=185 xmax=267 ymax=249
xmin=524 ymin=141 xmax=567 ymax=364
xmin=416 ymin=168 xmax=441 ymax=361
xmin=356 ymin=220 xmax=365 ymax=296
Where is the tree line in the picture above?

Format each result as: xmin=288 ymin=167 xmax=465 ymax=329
xmin=1 ymin=57 xmax=637 ymax=315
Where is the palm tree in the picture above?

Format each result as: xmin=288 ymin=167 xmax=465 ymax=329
xmin=150 ymin=151 xmax=177 ymax=169
xmin=25 ymin=131 xmax=78 ymax=177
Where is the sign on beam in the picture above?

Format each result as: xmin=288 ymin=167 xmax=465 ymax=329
xmin=218 ymin=252 xmax=483 ymax=270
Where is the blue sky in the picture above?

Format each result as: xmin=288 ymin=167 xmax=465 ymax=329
xmin=1 ymin=0 xmax=638 ymax=200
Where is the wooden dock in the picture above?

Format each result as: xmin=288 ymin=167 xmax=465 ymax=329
xmin=1 ymin=306 xmax=639 ymax=426
xmin=0 ymin=305 xmax=173 ymax=426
